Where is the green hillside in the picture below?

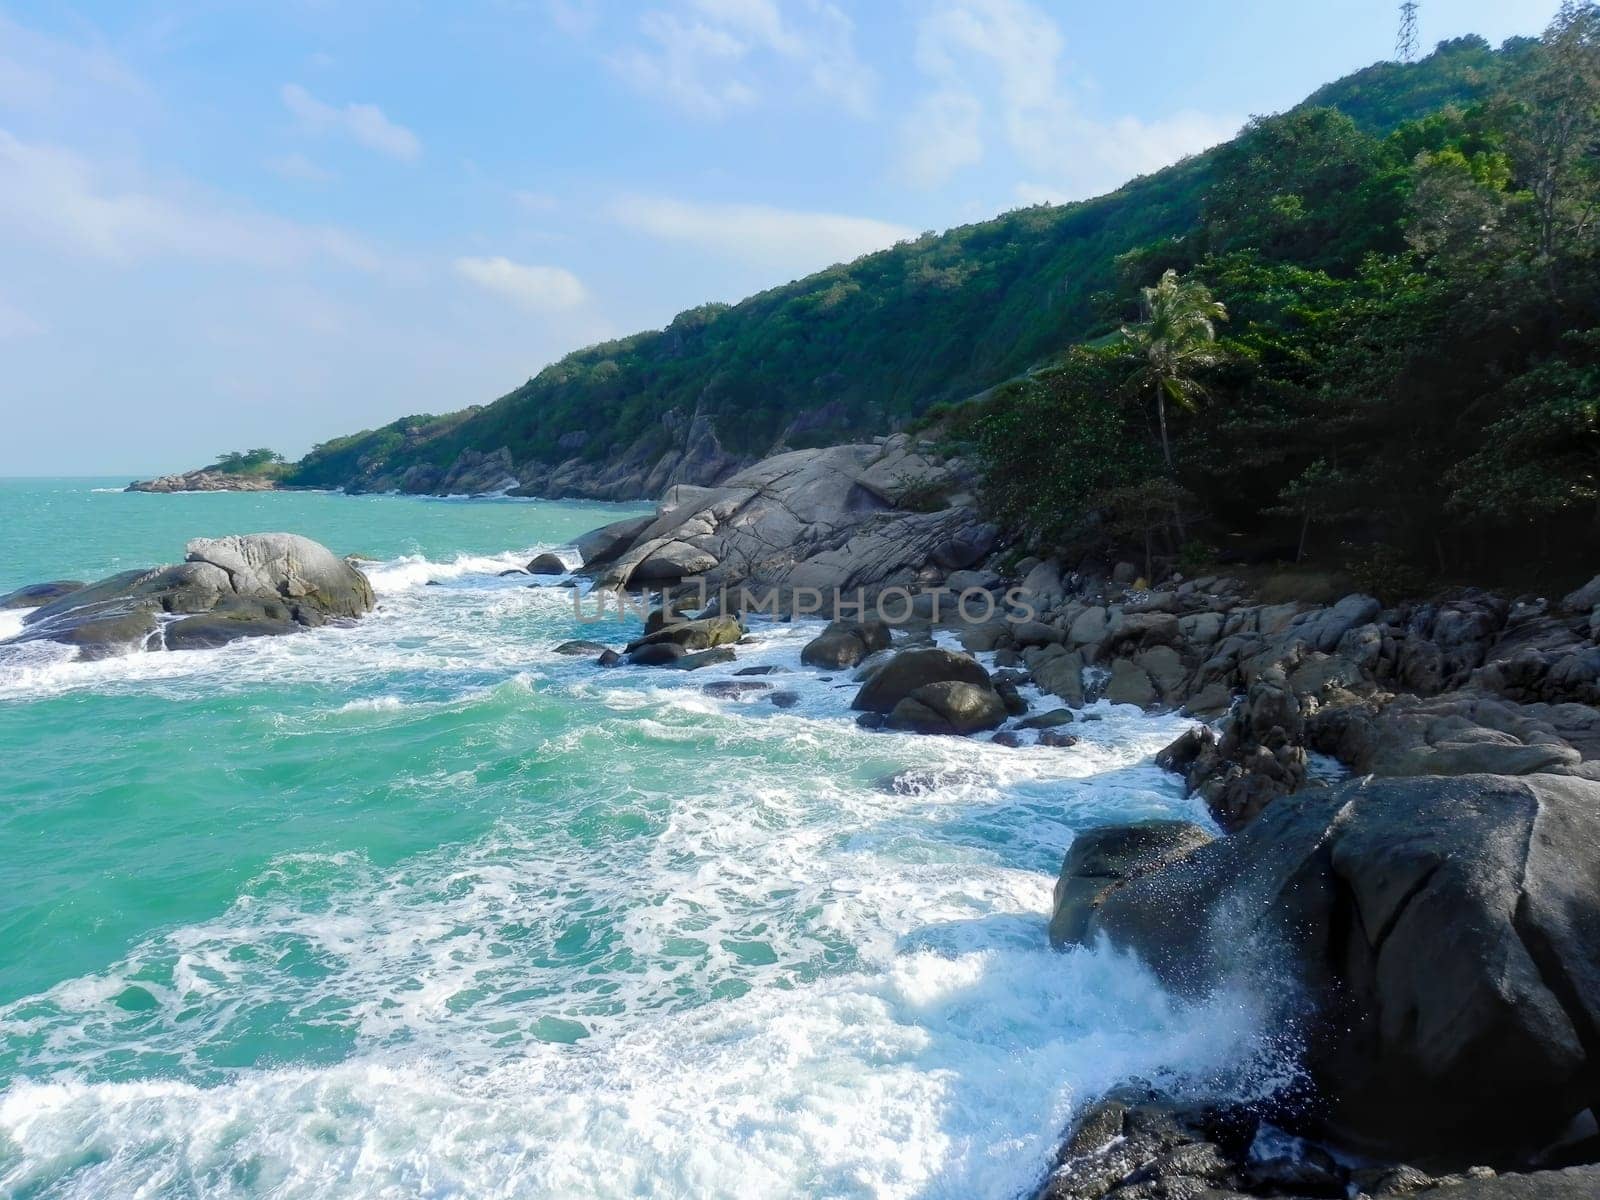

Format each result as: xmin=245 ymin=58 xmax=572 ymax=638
xmin=289 ymin=35 xmax=1533 ymax=492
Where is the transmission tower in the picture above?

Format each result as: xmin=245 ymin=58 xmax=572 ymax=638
xmin=1396 ymin=2 xmax=1420 ymax=63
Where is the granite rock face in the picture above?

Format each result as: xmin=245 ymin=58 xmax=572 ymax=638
xmin=1 ymin=533 xmax=374 ymax=658
xmin=1067 ymin=773 xmax=1600 ymax=1168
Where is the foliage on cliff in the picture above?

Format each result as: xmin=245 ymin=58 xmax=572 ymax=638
xmin=972 ymin=8 xmax=1600 ymax=583
xmin=287 ymin=34 xmax=1531 ymax=491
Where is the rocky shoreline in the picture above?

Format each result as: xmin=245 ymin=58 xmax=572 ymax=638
xmin=27 ymin=437 xmax=1600 ymax=1193
xmin=546 ymin=438 xmax=1600 ymax=1197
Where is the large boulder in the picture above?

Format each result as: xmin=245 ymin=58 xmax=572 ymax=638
xmin=851 ymin=647 xmax=992 ymax=713
xmin=626 ymin=615 xmax=744 ymax=652
xmin=184 ymin=534 xmax=373 ymax=618
xmin=574 ymin=514 xmax=655 ymax=568
xmin=1049 ymin=822 xmax=1214 ymax=948
xmin=576 ymin=440 xmax=992 ymax=597
xmin=800 ymin=618 xmax=892 ymax=669
xmin=886 ymin=680 xmax=1007 ymax=735
xmin=1077 ymin=774 xmax=1600 ymax=1167
xmin=3 ymin=534 xmax=374 ymax=659
xmin=526 ymin=552 xmax=568 ymax=575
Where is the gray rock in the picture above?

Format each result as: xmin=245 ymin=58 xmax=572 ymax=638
xmin=886 ymin=680 xmax=1008 ymax=735
xmin=666 ymin=646 xmax=737 ymax=670
xmin=553 ymin=640 xmax=608 ymax=655
xmin=851 ymin=647 xmax=991 ymax=713
xmin=1026 ymin=645 xmax=1086 ymax=706
xmin=1019 ymin=708 xmax=1075 ymax=730
xmin=527 ymin=552 xmax=568 ymax=575
xmin=1085 ymin=774 xmax=1600 ymax=1166
xmin=801 ymin=618 xmax=892 ymax=669
xmin=575 ymin=515 xmax=655 ymax=567
xmin=1561 ymin=574 xmax=1600 ymax=614
xmin=1104 ymin=658 xmax=1157 ymax=707
xmin=5 ymin=534 xmax=373 ymax=659
xmin=626 ymin=616 xmax=743 ymax=652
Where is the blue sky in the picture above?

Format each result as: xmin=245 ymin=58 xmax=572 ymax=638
xmin=0 ymin=0 xmax=1558 ymax=475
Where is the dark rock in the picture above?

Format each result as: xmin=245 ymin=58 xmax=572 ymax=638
xmin=851 ymin=647 xmax=991 ymax=713
xmin=596 ymin=649 xmax=622 ymax=667
xmin=0 ymin=580 xmax=85 ymax=609
xmin=887 ymin=680 xmax=1008 ymax=735
xmin=1154 ymin=726 xmax=1213 ymax=774
xmin=553 ymin=640 xmax=608 ymax=656
xmin=769 ymin=690 xmax=800 ymax=708
xmin=666 ymin=647 xmax=737 ymax=670
xmin=995 ymin=679 xmax=1029 ymax=716
xmin=735 ymin=664 xmax=784 ymax=676
xmin=527 ymin=552 xmax=568 ymax=575
xmin=991 ymin=731 xmax=1025 ymax=748
xmin=626 ymin=642 xmax=687 ymax=666
xmin=1085 ymin=774 xmax=1600 ymax=1167
xmin=626 ymin=615 xmax=744 ymax=653
xmin=1241 ymin=1154 xmax=1346 ymax=1197
xmin=498 ymin=568 xmax=527 ymax=577
xmin=855 ymin=712 xmax=886 ymax=730
xmin=1039 ymin=731 xmax=1079 ymax=748
xmin=801 ymin=618 xmax=893 ymax=669
xmin=1049 ymin=821 xmax=1215 ymax=948
xmin=1019 ymin=708 xmax=1075 ymax=730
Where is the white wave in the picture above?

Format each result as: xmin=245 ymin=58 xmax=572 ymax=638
xmin=0 ymin=529 xmax=1282 ymax=1199
xmin=0 ymin=607 xmax=33 ymax=641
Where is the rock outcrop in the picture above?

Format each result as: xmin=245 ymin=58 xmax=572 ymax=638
xmin=1 ymin=533 xmax=374 ymax=658
xmin=126 ymin=470 xmax=285 ymax=493
xmin=572 ymin=436 xmax=994 ymax=598
xmin=1063 ymin=773 xmax=1600 ymax=1168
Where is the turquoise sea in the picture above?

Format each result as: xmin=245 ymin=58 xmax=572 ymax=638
xmin=0 ymin=478 xmax=1276 ymax=1199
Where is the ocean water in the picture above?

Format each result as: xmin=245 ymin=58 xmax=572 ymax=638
xmin=0 ymin=479 xmax=1285 ymax=1199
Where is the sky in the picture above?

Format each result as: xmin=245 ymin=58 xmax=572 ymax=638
xmin=0 ymin=0 xmax=1560 ymax=475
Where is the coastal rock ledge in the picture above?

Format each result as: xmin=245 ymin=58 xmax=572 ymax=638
xmin=0 ymin=532 xmax=373 ymax=659
xmin=126 ymin=470 xmax=286 ymax=493
xmin=1053 ymin=772 xmax=1600 ymax=1175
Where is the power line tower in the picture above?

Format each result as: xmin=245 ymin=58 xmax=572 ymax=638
xmin=1396 ymin=1 xmax=1420 ymax=63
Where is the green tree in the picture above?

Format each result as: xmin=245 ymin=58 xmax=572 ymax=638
xmin=1120 ymin=269 xmax=1229 ymax=470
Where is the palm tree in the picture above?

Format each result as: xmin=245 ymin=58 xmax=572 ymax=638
xmin=1121 ymin=269 xmax=1229 ymax=470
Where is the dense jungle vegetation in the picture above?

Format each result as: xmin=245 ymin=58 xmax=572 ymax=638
xmin=969 ymin=5 xmax=1599 ymax=588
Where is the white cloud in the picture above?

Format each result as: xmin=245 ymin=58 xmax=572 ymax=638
xmin=266 ymin=152 xmax=335 ymax=183
xmin=900 ymin=89 xmax=984 ymax=188
xmin=901 ymin=0 xmax=1238 ymax=199
xmin=0 ymin=129 xmax=380 ymax=269
xmin=610 ymin=0 xmax=871 ymax=117
xmin=454 ymin=255 xmax=588 ymax=312
xmin=0 ymin=12 xmax=145 ymax=115
xmin=609 ymin=194 xmax=913 ymax=274
xmin=281 ymin=83 xmax=422 ymax=163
